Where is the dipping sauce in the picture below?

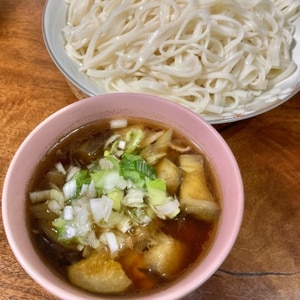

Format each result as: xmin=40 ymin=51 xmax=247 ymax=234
xmin=27 ymin=117 xmax=221 ymax=296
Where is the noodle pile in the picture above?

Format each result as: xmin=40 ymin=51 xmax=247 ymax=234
xmin=63 ymin=0 xmax=300 ymax=115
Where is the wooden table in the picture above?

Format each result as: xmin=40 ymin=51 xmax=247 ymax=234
xmin=0 ymin=1 xmax=299 ymax=299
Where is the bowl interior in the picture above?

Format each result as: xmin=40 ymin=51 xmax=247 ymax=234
xmin=2 ymin=93 xmax=243 ymax=300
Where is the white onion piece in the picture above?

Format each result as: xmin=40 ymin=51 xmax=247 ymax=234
xmin=155 ymin=198 xmax=180 ymax=219
xmin=102 ymin=231 xmax=119 ymax=254
xmin=63 ymin=206 xmax=74 ymax=220
xmin=63 ymin=179 xmax=77 ymax=200
xmin=55 ymin=162 xmax=66 ymax=175
xmin=66 ymin=166 xmax=80 ymax=181
xmin=90 ymin=197 xmax=113 ymax=223
xmin=110 ymin=119 xmax=128 ymax=129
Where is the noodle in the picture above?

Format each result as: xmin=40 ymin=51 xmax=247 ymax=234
xmin=63 ymin=0 xmax=300 ymax=115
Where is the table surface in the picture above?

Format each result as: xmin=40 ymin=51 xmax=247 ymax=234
xmin=0 ymin=1 xmax=299 ymax=299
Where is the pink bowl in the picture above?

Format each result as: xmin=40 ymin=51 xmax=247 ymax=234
xmin=2 ymin=93 xmax=243 ymax=300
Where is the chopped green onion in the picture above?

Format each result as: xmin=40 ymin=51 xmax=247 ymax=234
xmin=29 ymin=189 xmax=65 ymax=205
xmin=146 ymin=179 xmax=167 ymax=206
xmin=89 ymin=197 xmax=113 ymax=223
xmin=124 ymin=127 xmax=145 ymax=153
xmin=31 ymin=122 xmax=187 ymax=255
xmin=48 ymin=199 xmax=63 ymax=215
xmin=63 ymin=206 xmax=74 ymax=220
xmin=118 ymin=140 xmax=126 ymax=150
xmin=66 ymin=165 xmax=80 ymax=181
xmin=63 ymin=179 xmax=77 ymax=200
xmin=155 ymin=198 xmax=180 ymax=219
xmin=55 ymin=162 xmax=66 ymax=174
xmin=127 ymin=207 xmax=152 ymax=224
xmin=107 ymin=188 xmax=124 ymax=211
xmin=122 ymin=189 xmax=145 ymax=207
xmin=91 ymin=169 xmax=123 ymax=195
xmin=120 ymin=153 xmax=156 ymax=188
xmin=75 ymin=170 xmax=91 ymax=192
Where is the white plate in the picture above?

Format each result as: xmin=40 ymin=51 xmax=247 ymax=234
xmin=43 ymin=0 xmax=300 ymax=124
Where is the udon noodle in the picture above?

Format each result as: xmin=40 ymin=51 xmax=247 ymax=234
xmin=63 ymin=0 xmax=299 ymax=115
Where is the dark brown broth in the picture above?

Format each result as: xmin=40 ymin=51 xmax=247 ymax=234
xmin=27 ymin=117 xmax=221 ymax=296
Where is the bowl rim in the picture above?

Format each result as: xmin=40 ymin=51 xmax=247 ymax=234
xmin=2 ymin=93 xmax=244 ymax=300
xmin=42 ymin=0 xmax=97 ymax=98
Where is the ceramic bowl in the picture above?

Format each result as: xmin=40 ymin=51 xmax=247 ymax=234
xmin=42 ymin=0 xmax=300 ymax=124
xmin=2 ymin=93 xmax=243 ymax=300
